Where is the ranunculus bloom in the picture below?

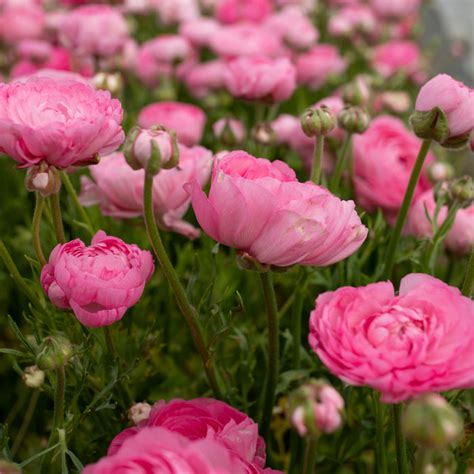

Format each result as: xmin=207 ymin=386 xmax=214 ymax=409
xmin=41 ymin=231 xmax=154 ymax=327
xmin=216 ymin=0 xmax=273 ymax=24
xmin=328 ymin=5 xmax=376 ymax=37
xmin=224 ymin=56 xmax=296 ymax=103
xmin=138 ymin=101 xmax=206 ymax=146
xmin=415 ymin=74 xmax=474 ymax=138
xmin=309 ymin=273 xmax=474 ymax=402
xmin=296 ymin=45 xmax=347 ymax=90
xmin=407 ymin=190 xmax=474 ymax=256
xmin=179 ymin=18 xmax=221 ymax=48
xmin=152 ymin=0 xmax=200 ymax=25
xmin=0 ymin=3 xmax=45 ymax=44
xmin=371 ymin=0 xmax=420 ymax=19
xmin=59 ymin=6 xmax=129 ymax=58
xmin=372 ymin=40 xmax=421 ymax=79
xmin=185 ymin=150 xmax=367 ymax=267
xmin=352 ymin=116 xmax=434 ymax=224
xmin=83 ymin=427 xmax=245 ymax=474
xmin=0 ymin=73 xmax=124 ymax=169
xmin=80 ymin=149 xmax=212 ymax=239
xmin=184 ymin=60 xmax=227 ymax=98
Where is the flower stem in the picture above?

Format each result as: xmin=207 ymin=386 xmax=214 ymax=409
xmin=393 ymin=404 xmax=409 ymax=474
xmin=61 ymin=171 xmax=95 ymax=236
xmin=32 ymin=193 xmax=47 ymax=266
xmin=330 ymin=134 xmax=352 ymax=194
xmin=414 ymin=448 xmax=431 ymax=474
xmin=50 ymin=193 xmax=65 ymax=243
xmin=143 ymin=170 xmax=223 ymax=399
xmin=259 ymin=271 xmax=279 ymax=440
xmin=310 ymin=136 xmax=324 ymax=184
xmin=11 ymin=389 xmax=40 ymax=457
xmin=303 ymin=436 xmax=318 ymax=474
xmin=383 ymin=139 xmax=432 ymax=280
xmin=372 ymin=392 xmax=388 ymax=474
xmin=462 ymin=247 xmax=474 ymax=297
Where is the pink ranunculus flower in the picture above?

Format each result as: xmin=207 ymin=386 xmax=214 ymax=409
xmin=59 ymin=6 xmax=129 ymax=59
xmin=0 ymin=3 xmax=45 ymax=44
xmin=296 ymin=45 xmax=347 ymax=90
xmin=309 ymin=273 xmax=474 ymax=403
xmin=224 ymin=56 xmax=296 ymax=103
xmin=407 ymin=190 xmax=474 ymax=256
xmin=352 ymin=116 xmax=434 ymax=224
xmin=179 ymin=17 xmax=221 ymax=48
xmin=213 ymin=118 xmax=246 ymax=143
xmin=83 ymin=427 xmax=246 ymax=474
xmin=40 ymin=231 xmax=154 ymax=327
xmin=328 ymin=5 xmax=376 ymax=37
xmin=184 ymin=60 xmax=227 ymax=98
xmin=372 ymin=40 xmax=421 ymax=79
xmin=371 ymin=0 xmax=420 ymax=19
xmin=415 ymin=74 xmax=474 ymax=138
xmin=216 ymin=0 xmax=273 ymax=24
xmin=80 ymin=149 xmax=212 ymax=239
xmin=138 ymin=101 xmax=206 ymax=146
xmin=107 ymin=398 xmax=279 ymax=472
xmin=185 ymin=150 xmax=367 ymax=267
xmin=151 ymin=0 xmax=200 ymax=25
xmin=0 ymin=73 xmax=124 ymax=169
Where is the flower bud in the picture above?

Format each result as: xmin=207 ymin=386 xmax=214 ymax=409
xmin=342 ymin=76 xmax=370 ymax=106
xmin=124 ymin=126 xmax=179 ymax=176
xmin=251 ymin=123 xmax=276 ymax=146
xmin=410 ymin=107 xmax=450 ymax=144
xmin=129 ymin=402 xmax=152 ymax=424
xmin=36 ymin=335 xmax=73 ymax=371
xmin=402 ymin=394 xmax=463 ymax=449
xmin=288 ymin=379 xmax=344 ymax=437
xmin=213 ymin=118 xmax=246 ymax=147
xmin=22 ymin=365 xmax=45 ymax=388
xmin=427 ymin=162 xmax=455 ymax=184
xmin=25 ymin=163 xmax=61 ymax=197
xmin=301 ymin=106 xmax=336 ymax=137
xmin=337 ymin=106 xmax=370 ymax=134
xmin=0 ymin=460 xmax=21 ymax=474
xmin=92 ymin=72 xmax=124 ymax=97
xmin=448 ymin=175 xmax=474 ymax=208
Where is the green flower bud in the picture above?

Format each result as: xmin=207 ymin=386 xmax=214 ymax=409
xmin=300 ymin=106 xmax=336 ymax=137
xmin=409 ymin=107 xmax=450 ymax=144
xmin=25 ymin=163 xmax=61 ymax=197
xmin=448 ymin=176 xmax=474 ymax=208
xmin=337 ymin=106 xmax=370 ymax=134
xmin=36 ymin=335 xmax=73 ymax=371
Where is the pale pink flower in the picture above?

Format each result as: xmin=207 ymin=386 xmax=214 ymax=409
xmin=213 ymin=118 xmax=246 ymax=143
xmin=0 ymin=73 xmax=124 ymax=169
xmin=41 ymin=231 xmax=154 ymax=327
xmin=372 ymin=40 xmax=421 ymax=79
xmin=309 ymin=273 xmax=474 ymax=402
xmin=224 ymin=56 xmax=296 ymax=103
xmin=328 ymin=5 xmax=376 ymax=37
xmin=151 ymin=0 xmax=200 ymax=25
xmin=184 ymin=60 xmax=227 ymax=98
xmin=138 ymin=101 xmax=206 ymax=146
xmin=179 ymin=18 xmax=221 ymax=48
xmin=0 ymin=2 xmax=45 ymax=44
xmin=185 ymin=150 xmax=367 ymax=267
xmin=371 ymin=0 xmax=420 ymax=19
xmin=216 ymin=0 xmax=273 ymax=24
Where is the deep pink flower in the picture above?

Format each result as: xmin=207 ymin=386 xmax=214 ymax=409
xmin=185 ymin=151 xmax=367 ymax=267
xmin=352 ymin=116 xmax=434 ymax=224
xmin=216 ymin=0 xmax=273 ymax=24
xmin=41 ymin=231 xmax=154 ymax=327
xmin=371 ymin=0 xmax=420 ymax=19
xmin=59 ymin=6 xmax=129 ymax=58
xmin=138 ymin=101 xmax=206 ymax=146
xmin=0 ymin=73 xmax=124 ymax=169
xmin=80 ymin=148 xmax=212 ymax=239
xmin=415 ymin=74 xmax=474 ymax=138
xmin=309 ymin=273 xmax=474 ymax=402
xmin=296 ymin=45 xmax=347 ymax=90
xmin=372 ymin=40 xmax=421 ymax=79
xmin=224 ymin=56 xmax=296 ymax=103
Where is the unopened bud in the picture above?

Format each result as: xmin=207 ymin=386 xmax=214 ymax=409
xmin=342 ymin=76 xmax=370 ymax=106
xmin=427 ymin=162 xmax=455 ymax=184
xmin=402 ymin=394 xmax=463 ymax=449
xmin=288 ymin=379 xmax=344 ymax=437
xmin=36 ymin=335 xmax=73 ymax=371
xmin=337 ymin=106 xmax=370 ymax=134
xmin=251 ymin=123 xmax=276 ymax=146
xmin=92 ymin=72 xmax=124 ymax=97
xmin=448 ymin=176 xmax=474 ymax=208
xmin=124 ymin=126 xmax=179 ymax=176
xmin=301 ymin=106 xmax=336 ymax=137
xmin=410 ymin=107 xmax=450 ymax=144
xmin=22 ymin=365 xmax=45 ymax=388
xmin=25 ymin=164 xmax=61 ymax=197
xmin=213 ymin=118 xmax=246 ymax=146
xmin=129 ymin=402 xmax=152 ymax=424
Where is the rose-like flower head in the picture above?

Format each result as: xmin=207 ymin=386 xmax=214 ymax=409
xmin=224 ymin=56 xmax=296 ymax=103
xmin=185 ymin=150 xmax=367 ymax=267
xmin=41 ymin=231 xmax=154 ymax=327
xmin=216 ymin=0 xmax=273 ymax=24
xmin=0 ymin=73 xmax=124 ymax=169
xmin=372 ymin=40 xmax=421 ymax=79
xmin=309 ymin=273 xmax=474 ymax=402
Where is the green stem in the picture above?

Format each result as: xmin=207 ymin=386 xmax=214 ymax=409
xmin=259 ymin=271 xmax=279 ymax=440
xmin=393 ymin=404 xmax=408 ymax=474
xmin=11 ymin=389 xmax=40 ymax=457
xmin=462 ymin=247 xmax=474 ymax=297
xmin=372 ymin=392 xmax=388 ymax=474
xmin=303 ymin=436 xmax=318 ymax=474
xmin=414 ymin=448 xmax=431 ymax=474
xmin=310 ymin=136 xmax=324 ymax=184
xmin=50 ymin=193 xmax=65 ymax=243
xmin=32 ymin=193 xmax=47 ymax=266
xmin=383 ymin=139 xmax=432 ymax=280
xmin=61 ymin=172 xmax=95 ymax=236
xmin=291 ymin=273 xmax=308 ymax=369
xmin=143 ymin=171 xmax=223 ymax=399
xmin=330 ymin=134 xmax=352 ymax=194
